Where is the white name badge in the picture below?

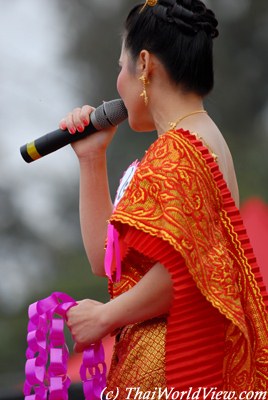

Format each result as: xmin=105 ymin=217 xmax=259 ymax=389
xmin=114 ymin=161 xmax=139 ymax=208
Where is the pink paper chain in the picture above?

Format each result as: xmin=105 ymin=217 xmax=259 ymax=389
xmin=24 ymin=292 xmax=106 ymax=400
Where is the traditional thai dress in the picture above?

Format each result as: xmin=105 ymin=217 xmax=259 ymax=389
xmin=105 ymin=128 xmax=268 ymax=396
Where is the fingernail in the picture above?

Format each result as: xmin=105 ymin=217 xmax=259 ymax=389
xmin=59 ymin=121 xmax=66 ymax=130
xmin=77 ymin=125 xmax=84 ymax=132
xmin=70 ymin=127 xmax=76 ymax=134
xmin=83 ymin=119 xmax=89 ymax=126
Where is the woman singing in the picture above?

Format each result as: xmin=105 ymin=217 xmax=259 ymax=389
xmin=61 ymin=0 xmax=268 ymax=394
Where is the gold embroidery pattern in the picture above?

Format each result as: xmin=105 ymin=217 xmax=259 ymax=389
xmin=110 ymin=129 xmax=268 ymax=391
xmin=108 ymin=247 xmax=167 ymax=392
xmin=107 ymin=319 xmax=167 ymax=397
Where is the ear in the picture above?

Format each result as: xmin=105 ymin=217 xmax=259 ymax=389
xmin=137 ymin=50 xmax=153 ymax=78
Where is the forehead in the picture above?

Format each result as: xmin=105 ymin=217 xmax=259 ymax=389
xmin=119 ymin=47 xmax=135 ymax=71
xmin=119 ymin=43 xmax=128 ymax=61
xmin=119 ymin=42 xmax=137 ymax=73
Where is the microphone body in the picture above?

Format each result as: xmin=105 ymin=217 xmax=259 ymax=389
xmin=20 ymin=99 xmax=128 ymax=163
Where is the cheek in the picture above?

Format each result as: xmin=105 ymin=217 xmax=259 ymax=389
xmin=116 ymin=70 xmax=125 ymax=98
xmin=116 ymin=69 xmax=151 ymax=131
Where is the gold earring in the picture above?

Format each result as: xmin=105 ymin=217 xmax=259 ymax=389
xmin=139 ymin=74 xmax=149 ymax=106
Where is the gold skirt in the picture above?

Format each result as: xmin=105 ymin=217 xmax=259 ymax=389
xmin=107 ymin=317 xmax=167 ymax=396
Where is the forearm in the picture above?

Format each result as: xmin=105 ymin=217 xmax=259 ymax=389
xmin=66 ymin=262 xmax=173 ymax=351
xmin=104 ymin=262 xmax=173 ymax=329
xmin=79 ymin=153 xmax=113 ymax=276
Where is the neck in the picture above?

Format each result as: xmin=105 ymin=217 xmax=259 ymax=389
xmin=148 ymin=81 xmax=205 ymax=136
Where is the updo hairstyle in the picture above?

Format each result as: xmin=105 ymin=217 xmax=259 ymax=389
xmin=124 ymin=0 xmax=219 ymax=96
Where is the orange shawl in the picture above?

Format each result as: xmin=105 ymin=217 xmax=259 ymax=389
xmin=109 ymin=128 xmax=268 ymax=391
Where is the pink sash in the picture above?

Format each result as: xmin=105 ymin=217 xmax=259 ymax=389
xmin=104 ymin=161 xmax=139 ymax=282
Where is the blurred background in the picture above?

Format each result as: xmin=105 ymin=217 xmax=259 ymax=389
xmin=0 ymin=0 xmax=267 ymax=397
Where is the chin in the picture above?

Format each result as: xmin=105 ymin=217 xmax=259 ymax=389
xmin=128 ymin=117 xmax=155 ymax=132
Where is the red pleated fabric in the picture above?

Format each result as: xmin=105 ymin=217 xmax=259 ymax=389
xmin=122 ymin=227 xmax=225 ymax=390
xmin=109 ymin=128 xmax=268 ymax=391
xmin=181 ymin=129 xmax=268 ymax=311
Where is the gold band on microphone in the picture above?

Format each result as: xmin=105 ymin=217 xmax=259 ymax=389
xmin=27 ymin=142 xmax=41 ymax=161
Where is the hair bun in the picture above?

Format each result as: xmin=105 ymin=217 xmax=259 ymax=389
xmin=125 ymin=0 xmax=218 ymax=96
xmin=180 ymin=0 xmax=192 ymax=7
xmin=154 ymin=0 xmax=219 ymax=38
xmin=182 ymin=0 xmax=219 ymax=38
xmin=193 ymin=5 xmax=219 ymax=38
xmin=170 ymin=3 xmax=194 ymax=21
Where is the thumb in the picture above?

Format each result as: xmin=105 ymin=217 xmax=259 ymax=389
xmin=73 ymin=342 xmax=85 ymax=353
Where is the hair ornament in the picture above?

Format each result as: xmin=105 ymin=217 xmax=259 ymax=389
xmin=140 ymin=0 xmax=158 ymax=13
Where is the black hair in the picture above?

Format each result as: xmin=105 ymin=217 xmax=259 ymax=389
xmin=124 ymin=0 xmax=219 ymax=96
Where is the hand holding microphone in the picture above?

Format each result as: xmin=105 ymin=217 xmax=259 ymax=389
xmin=20 ymin=99 xmax=128 ymax=163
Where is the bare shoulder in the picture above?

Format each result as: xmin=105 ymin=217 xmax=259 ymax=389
xmin=182 ymin=117 xmax=240 ymax=208
xmin=197 ymin=119 xmax=240 ymax=208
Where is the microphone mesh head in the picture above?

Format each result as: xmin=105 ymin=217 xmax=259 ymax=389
xmin=92 ymin=99 xmax=128 ymax=130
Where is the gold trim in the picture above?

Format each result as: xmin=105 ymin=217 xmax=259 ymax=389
xmin=27 ymin=142 xmax=41 ymax=161
xmin=110 ymin=129 xmax=268 ymax=390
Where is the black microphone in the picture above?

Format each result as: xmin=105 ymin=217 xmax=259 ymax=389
xmin=20 ymin=99 xmax=128 ymax=163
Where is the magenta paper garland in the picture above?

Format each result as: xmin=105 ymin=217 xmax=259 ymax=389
xmin=23 ymin=292 xmax=106 ymax=400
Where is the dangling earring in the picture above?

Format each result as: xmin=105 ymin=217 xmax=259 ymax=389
xmin=139 ymin=74 xmax=149 ymax=106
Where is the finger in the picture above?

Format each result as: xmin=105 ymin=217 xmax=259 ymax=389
xmin=65 ymin=303 xmax=79 ymax=324
xmin=72 ymin=107 xmax=85 ymax=132
xmin=65 ymin=317 xmax=73 ymax=330
xmin=80 ymin=105 xmax=94 ymax=127
xmin=59 ymin=119 xmax=67 ymax=130
xmin=80 ymin=299 xmax=102 ymax=306
xmin=65 ymin=111 xmax=77 ymax=135
xmin=92 ymin=299 xmax=103 ymax=305
xmin=65 ymin=311 xmax=71 ymax=327
xmin=74 ymin=342 xmax=85 ymax=353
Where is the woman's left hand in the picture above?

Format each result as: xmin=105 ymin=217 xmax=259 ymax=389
xmin=66 ymin=299 xmax=110 ymax=353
